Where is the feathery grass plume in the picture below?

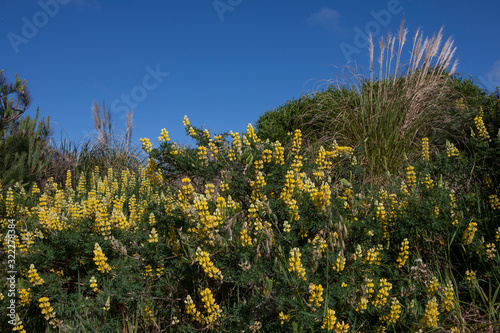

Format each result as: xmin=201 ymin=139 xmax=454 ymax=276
xmin=305 ymin=19 xmax=461 ymax=183
xmin=78 ymin=101 xmax=144 ymax=179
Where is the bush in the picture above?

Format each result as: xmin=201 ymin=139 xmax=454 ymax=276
xmin=0 ymin=70 xmax=53 ymax=189
xmin=1 ymin=111 xmax=499 ymax=332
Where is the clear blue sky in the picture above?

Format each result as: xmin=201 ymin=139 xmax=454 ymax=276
xmin=2 ymin=0 xmax=500 ymax=148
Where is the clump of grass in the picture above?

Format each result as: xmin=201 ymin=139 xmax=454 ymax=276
xmin=45 ymin=100 xmax=144 ymax=184
xmin=308 ymin=20 xmax=463 ymax=183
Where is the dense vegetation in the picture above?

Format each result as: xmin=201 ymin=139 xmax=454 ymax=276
xmin=1 ymin=25 xmax=499 ymax=332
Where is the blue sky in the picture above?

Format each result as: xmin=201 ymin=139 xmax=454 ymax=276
xmin=2 ymin=0 xmax=500 ymax=148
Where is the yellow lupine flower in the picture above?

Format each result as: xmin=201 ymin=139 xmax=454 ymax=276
xmin=406 ymin=166 xmax=416 ymax=188
xmin=474 ymin=115 xmax=490 ymax=142
xmin=65 ymin=170 xmax=72 ymax=189
xmin=195 ymin=247 xmax=223 ymax=280
xmin=334 ymin=320 xmax=350 ymax=333
xmin=427 ymin=276 xmax=439 ymax=294
xmin=199 ymin=287 xmax=222 ymax=325
xmin=12 ymin=315 xmax=26 ymax=333
xmin=274 ymin=141 xmax=285 ymax=165
xmin=308 ymin=283 xmax=324 ymax=308
xmin=441 ymin=280 xmax=455 ymax=312
xmin=246 ymin=123 xmax=260 ymax=144
xmin=139 ymin=137 xmax=153 ymax=153
xmin=90 ymin=276 xmax=98 ymax=292
xmin=465 ymin=270 xmax=476 ymax=287
xmin=19 ymin=288 xmax=32 ymax=306
xmin=158 ymin=128 xmax=170 ymax=142
xmin=148 ymin=228 xmax=159 ymax=243
xmin=489 ymin=194 xmax=500 ymax=210
xmin=446 ymin=140 xmax=459 ymax=157
xmin=463 ymin=221 xmax=477 ymax=245
xmin=292 ymin=129 xmax=302 ymax=155
xmin=240 ymin=226 xmax=253 ymax=246
xmin=279 ymin=311 xmax=290 ymax=324
xmin=38 ymin=296 xmax=57 ymax=326
xmin=288 ymin=248 xmax=306 ymax=281
xmin=486 ymin=243 xmax=497 ymax=260
xmin=321 ymin=308 xmax=337 ymax=330
xmin=27 ymin=264 xmax=44 ymax=286
xmin=283 ymin=221 xmax=291 ymax=233
xmin=355 ymin=296 xmax=368 ymax=312
xmin=372 ymin=278 xmax=392 ymax=308
xmin=263 ymin=149 xmax=272 ymax=163
xmin=396 ymin=238 xmax=409 ymax=268
xmin=421 ymin=137 xmax=430 ymax=162
xmin=333 ymin=255 xmax=346 ymax=273
xmin=93 ymin=243 xmax=111 ymax=273
xmin=197 ymin=146 xmax=209 ymax=166
xmin=420 ymin=297 xmax=439 ymax=328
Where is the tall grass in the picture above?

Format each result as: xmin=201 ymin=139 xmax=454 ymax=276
xmin=45 ymin=101 xmax=144 ymax=184
xmin=309 ymin=20 xmax=465 ymax=182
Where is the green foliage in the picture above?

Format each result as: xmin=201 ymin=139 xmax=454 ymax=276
xmin=1 ymin=108 xmax=499 ymax=332
xmin=0 ymin=70 xmax=53 ymax=188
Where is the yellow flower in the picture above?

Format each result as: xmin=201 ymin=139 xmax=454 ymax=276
xmin=489 ymin=194 xmax=500 ymax=210
xmin=12 ymin=315 xmax=26 ymax=333
xmin=279 ymin=311 xmax=290 ymax=325
xmin=427 ymin=276 xmax=439 ymax=294
xmin=90 ymin=276 xmax=98 ymax=292
xmin=274 ymin=141 xmax=285 ymax=165
xmin=27 ymin=264 xmax=44 ymax=286
xmin=195 ymin=247 xmax=223 ymax=280
xmin=486 ymin=243 xmax=497 ymax=260
xmin=421 ymin=137 xmax=430 ymax=162
xmin=38 ymin=296 xmax=57 ymax=326
xmin=372 ymin=278 xmax=392 ymax=308
xmin=288 ymin=248 xmax=306 ymax=281
xmin=334 ymin=320 xmax=350 ymax=333
xmin=396 ymin=238 xmax=409 ymax=268
xmin=308 ymin=283 xmax=324 ymax=308
xmin=199 ymin=287 xmax=222 ymax=325
xmin=158 ymin=128 xmax=170 ymax=142
xmin=19 ymin=288 xmax=32 ymax=306
xmin=292 ymin=129 xmax=302 ymax=155
xmin=283 ymin=221 xmax=291 ymax=233
xmin=355 ymin=296 xmax=368 ymax=312
xmin=446 ymin=140 xmax=459 ymax=157
xmin=420 ymin=297 xmax=439 ymax=328
xmin=441 ymin=280 xmax=455 ymax=312
xmin=406 ymin=166 xmax=416 ymax=188
xmin=148 ymin=228 xmax=159 ymax=243
xmin=463 ymin=221 xmax=478 ymax=245
xmin=333 ymin=255 xmax=346 ymax=273
xmin=474 ymin=115 xmax=491 ymax=142
xmin=93 ymin=243 xmax=111 ymax=273
xmin=321 ymin=308 xmax=337 ymax=330
xmin=465 ymin=270 xmax=476 ymax=287
xmin=139 ymin=137 xmax=153 ymax=153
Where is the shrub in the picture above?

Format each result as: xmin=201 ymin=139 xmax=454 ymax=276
xmin=1 ymin=112 xmax=499 ymax=332
xmin=0 ymin=70 xmax=53 ymax=189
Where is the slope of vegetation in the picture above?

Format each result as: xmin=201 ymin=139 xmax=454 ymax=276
xmin=1 ymin=23 xmax=499 ymax=333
